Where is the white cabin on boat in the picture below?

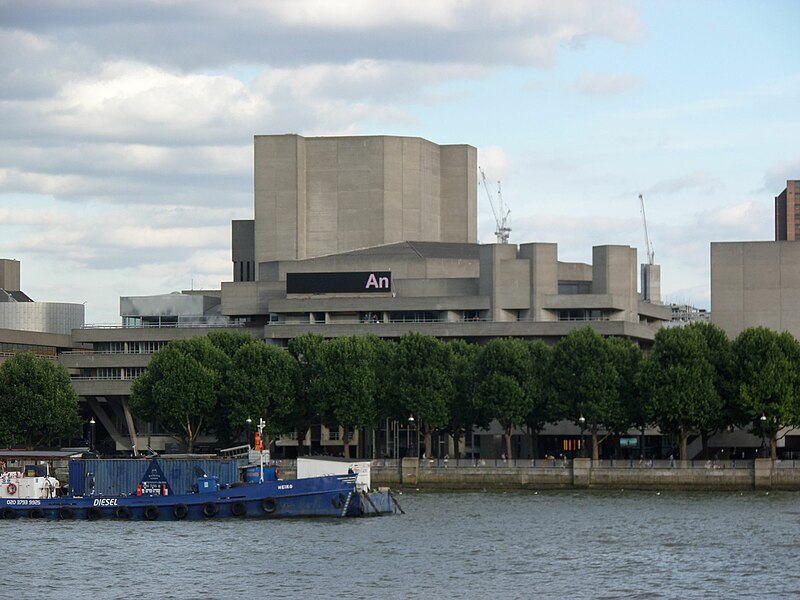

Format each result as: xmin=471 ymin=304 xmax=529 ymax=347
xmin=297 ymin=457 xmax=371 ymax=492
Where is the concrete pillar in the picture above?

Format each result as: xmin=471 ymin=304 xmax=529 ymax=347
xmin=402 ymin=457 xmax=419 ymax=486
xmin=572 ymin=458 xmax=592 ymax=488
xmin=754 ymin=458 xmax=773 ymax=490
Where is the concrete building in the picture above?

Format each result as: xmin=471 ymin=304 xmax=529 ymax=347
xmin=226 ymin=134 xmax=669 ymax=344
xmin=711 ymin=241 xmax=800 ymax=339
xmin=6 ymin=135 xmax=673 ymax=457
xmin=0 ymin=258 xmax=84 ymax=365
xmin=250 ymin=134 xmax=477 ymax=266
xmin=775 ymin=180 xmax=800 ymax=241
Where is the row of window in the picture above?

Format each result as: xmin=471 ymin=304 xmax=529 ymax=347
xmin=0 ymin=342 xmax=57 ymax=356
xmin=93 ymin=341 xmax=169 ymax=354
xmin=77 ymin=367 xmax=146 ymax=379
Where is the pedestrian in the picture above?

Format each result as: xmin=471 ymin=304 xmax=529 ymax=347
xmin=669 ymin=453 xmax=675 ymax=468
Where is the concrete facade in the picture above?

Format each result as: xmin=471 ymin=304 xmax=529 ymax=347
xmin=221 ymin=240 xmax=669 ymax=345
xmin=0 ymin=258 xmax=84 ymax=335
xmin=253 ymin=135 xmax=477 ymax=263
xmin=711 ymin=241 xmax=800 ymax=339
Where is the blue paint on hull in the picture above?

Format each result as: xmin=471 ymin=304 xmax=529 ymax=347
xmin=0 ymin=474 xmax=369 ymax=521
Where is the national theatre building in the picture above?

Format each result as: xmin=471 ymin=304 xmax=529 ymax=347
xmin=221 ymin=134 xmax=670 ymax=344
xmin=8 ymin=134 xmax=672 ymax=454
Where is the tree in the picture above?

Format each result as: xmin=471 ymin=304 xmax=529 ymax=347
xmin=394 ymin=333 xmax=453 ymax=458
xmin=606 ymin=336 xmax=643 ymax=458
xmin=287 ymin=333 xmax=326 ymax=455
xmin=0 ymin=352 xmax=81 ymax=449
xmin=314 ymin=336 xmax=378 ymax=458
xmin=219 ymin=341 xmax=297 ymax=449
xmin=733 ymin=327 xmax=800 ymax=459
xmin=446 ymin=339 xmax=480 ymax=458
xmin=130 ymin=337 xmax=229 ymax=452
xmin=474 ymin=338 xmax=540 ymax=460
xmin=550 ymin=328 xmax=623 ymax=460
xmin=687 ymin=322 xmax=738 ymax=458
xmin=523 ymin=341 xmax=553 ymax=459
xmin=637 ymin=327 xmax=720 ymax=465
xmin=206 ymin=330 xmax=257 ymax=358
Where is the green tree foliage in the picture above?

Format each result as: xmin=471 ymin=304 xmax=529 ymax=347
xmin=219 ymin=341 xmax=297 ymax=448
xmin=606 ymin=336 xmax=643 ymax=457
xmin=0 ymin=352 xmax=81 ymax=449
xmin=130 ymin=337 xmax=229 ymax=452
xmin=475 ymin=338 xmax=539 ymax=460
xmin=206 ymin=330 xmax=257 ymax=358
xmin=687 ymin=322 xmax=739 ymax=457
xmin=446 ymin=339 xmax=480 ymax=458
xmin=638 ymin=326 xmax=720 ymax=465
xmin=394 ymin=333 xmax=453 ymax=457
xmin=550 ymin=328 xmax=623 ymax=460
xmin=287 ymin=333 xmax=326 ymax=455
xmin=733 ymin=327 xmax=800 ymax=459
xmin=314 ymin=336 xmax=378 ymax=458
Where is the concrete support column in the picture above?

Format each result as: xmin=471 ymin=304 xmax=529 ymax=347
xmin=754 ymin=458 xmax=773 ymax=490
xmin=402 ymin=457 xmax=420 ymax=486
xmin=573 ymin=457 xmax=592 ymax=488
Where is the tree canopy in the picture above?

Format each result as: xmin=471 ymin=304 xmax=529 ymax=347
xmin=130 ymin=337 xmax=228 ymax=452
xmin=733 ymin=327 xmax=800 ymax=458
xmin=0 ymin=352 xmax=81 ymax=449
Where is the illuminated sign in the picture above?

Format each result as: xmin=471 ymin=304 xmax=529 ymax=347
xmin=286 ymin=272 xmax=392 ymax=294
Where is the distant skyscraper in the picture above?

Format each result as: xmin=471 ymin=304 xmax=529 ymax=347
xmin=775 ymin=180 xmax=800 ymax=240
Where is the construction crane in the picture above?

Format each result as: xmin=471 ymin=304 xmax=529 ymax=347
xmin=479 ymin=167 xmax=511 ymax=244
xmin=639 ymin=193 xmax=654 ymax=265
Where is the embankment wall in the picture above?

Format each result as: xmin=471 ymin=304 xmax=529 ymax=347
xmin=368 ymin=458 xmax=800 ymax=491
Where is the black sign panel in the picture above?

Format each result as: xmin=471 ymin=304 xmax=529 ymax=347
xmin=286 ymin=271 xmax=392 ymax=294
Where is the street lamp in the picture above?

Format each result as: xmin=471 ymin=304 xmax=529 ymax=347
xmin=246 ymin=417 xmax=253 ymax=447
xmin=407 ymin=416 xmax=415 ymax=457
xmin=578 ymin=415 xmax=586 ymax=458
xmin=89 ymin=417 xmax=96 ymax=453
xmin=760 ymin=414 xmax=767 ymax=457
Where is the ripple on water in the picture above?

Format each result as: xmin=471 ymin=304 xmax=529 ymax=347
xmin=4 ymin=490 xmax=800 ymax=599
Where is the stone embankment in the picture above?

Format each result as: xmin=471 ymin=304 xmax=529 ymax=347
xmin=367 ymin=457 xmax=800 ymax=491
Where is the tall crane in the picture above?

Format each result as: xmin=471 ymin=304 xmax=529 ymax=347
xmin=639 ymin=193 xmax=654 ymax=265
xmin=479 ymin=167 xmax=511 ymax=244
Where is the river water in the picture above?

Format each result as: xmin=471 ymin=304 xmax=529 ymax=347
xmin=5 ymin=490 xmax=799 ymax=599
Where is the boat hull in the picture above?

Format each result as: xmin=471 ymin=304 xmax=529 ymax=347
xmin=0 ymin=474 xmax=360 ymax=521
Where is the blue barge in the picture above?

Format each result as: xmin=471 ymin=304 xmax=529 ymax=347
xmin=0 ymin=458 xmax=400 ymax=521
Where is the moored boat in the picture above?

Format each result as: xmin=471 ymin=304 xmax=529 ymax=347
xmin=0 ymin=461 xmax=354 ymax=521
xmin=0 ymin=421 xmax=401 ymax=521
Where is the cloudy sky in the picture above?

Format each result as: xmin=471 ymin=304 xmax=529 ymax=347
xmin=1 ymin=0 xmax=798 ymax=323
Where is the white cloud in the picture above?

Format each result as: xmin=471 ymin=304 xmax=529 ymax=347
xmin=571 ymin=72 xmax=641 ymax=97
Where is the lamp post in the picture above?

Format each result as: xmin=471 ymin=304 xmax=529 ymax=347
xmin=89 ymin=417 xmax=96 ymax=453
xmin=407 ymin=416 xmax=415 ymax=457
xmin=578 ymin=415 xmax=586 ymax=458
xmin=760 ymin=414 xmax=767 ymax=457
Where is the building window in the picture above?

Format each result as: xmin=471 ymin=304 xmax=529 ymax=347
xmin=558 ymin=281 xmax=592 ymax=295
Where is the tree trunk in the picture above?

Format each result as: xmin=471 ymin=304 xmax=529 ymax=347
xmin=701 ymin=430 xmax=710 ymax=459
xmin=679 ymin=429 xmax=688 ymax=467
xmin=426 ymin=428 xmax=433 ymax=459
xmin=342 ymin=431 xmax=351 ymax=458
xmin=771 ymin=434 xmax=777 ymax=460
xmin=591 ymin=429 xmax=599 ymax=461
xmin=505 ymin=425 xmax=513 ymax=460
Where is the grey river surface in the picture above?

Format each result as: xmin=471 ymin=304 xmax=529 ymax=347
xmin=4 ymin=490 xmax=799 ymax=599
